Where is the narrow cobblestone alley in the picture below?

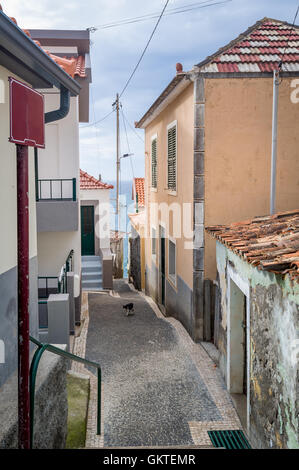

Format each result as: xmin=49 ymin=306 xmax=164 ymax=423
xmin=73 ymin=281 xmax=242 ymax=448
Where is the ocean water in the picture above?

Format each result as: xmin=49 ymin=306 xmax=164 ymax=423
xmin=108 ymin=180 xmax=135 ymax=278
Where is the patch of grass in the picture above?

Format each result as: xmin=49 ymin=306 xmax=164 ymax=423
xmin=66 ymin=372 xmax=90 ymax=449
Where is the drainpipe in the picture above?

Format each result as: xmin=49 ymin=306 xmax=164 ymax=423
xmin=17 ymin=144 xmax=30 ymax=449
xmin=18 ymin=84 xmax=71 ymax=449
xmin=45 ymin=85 xmax=70 ymax=123
xmin=270 ymin=69 xmax=279 ymax=215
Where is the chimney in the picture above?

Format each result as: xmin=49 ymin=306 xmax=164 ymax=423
xmin=176 ymin=63 xmax=183 ymax=74
xmin=98 ymin=174 xmax=101 ymax=182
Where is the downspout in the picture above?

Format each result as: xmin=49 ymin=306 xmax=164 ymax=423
xmin=45 ymin=85 xmax=70 ymax=124
xmin=34 ymin=85 xmax=70 ymax=200
xmin=270 ymin=69 xmax=279 ymax=215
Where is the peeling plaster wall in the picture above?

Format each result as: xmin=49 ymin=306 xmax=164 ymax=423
xmin=215 ymin=241 xmax=299 ymax=449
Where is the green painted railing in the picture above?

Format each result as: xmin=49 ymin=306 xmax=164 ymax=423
xmin=65 ymin=249 xmax=74 ymax=273
xmin=37 ymin=178 xmax=76 ymax=202
xmin=38 ymin=250 xmax=74 ymax=300
xmin=29 ymin=336 xmax=101 ymax=449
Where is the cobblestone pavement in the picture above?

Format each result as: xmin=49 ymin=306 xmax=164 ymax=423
xmin=72 ymin=281 xmax=242 ymax=448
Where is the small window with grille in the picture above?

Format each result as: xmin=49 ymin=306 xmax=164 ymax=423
xmin=167 ymin=122 xmax=177 ymax=191
xmin=151 ymin=136 xmax=157 ymax=188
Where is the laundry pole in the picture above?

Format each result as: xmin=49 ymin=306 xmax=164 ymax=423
xmin=17 ymin=144 xmax=30 ymax=449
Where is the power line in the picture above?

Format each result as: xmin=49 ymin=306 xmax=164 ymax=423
xmin=120 ymin=104 xmax=135 ymax=179
xmin=80 ymin=108 xmax=115 ymax=128
xmin=121 ymin=108 xmax=144 ymax=143
xmin=90 ymin=0 xmax=231 ymax=30
xmin=119 ymin=0 xmax=170 ymax=98
xmin=84 ymin=0 xmax=231 ymax=125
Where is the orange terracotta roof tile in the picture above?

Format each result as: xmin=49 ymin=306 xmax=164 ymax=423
xmin=206 ymin=210 xmax=299 ymax=281
xmin=198 ymin=18 xmax=299 ymax=73
xmin=133 ymin=177 xmax=145 ymax=207
xmin=0 ymin=5 xmax=87 ymax=80
xmin=80 ymin=169 xmax=113 ymax=190
xmin=44 ymin=53 xmax=87 ymax=79
xmin=74 ymin=55 xmax=86 ymax=78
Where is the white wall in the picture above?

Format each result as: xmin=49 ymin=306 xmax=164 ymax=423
xmin=38 ymin=90 xmax=80 ymax=182
xmin=80 ymin=188 xmax=111 ymax=249
xmin=35 ymin=90 xmax=81 ymax=278
xmin=0 ymin=65 xmax=37 ymax=275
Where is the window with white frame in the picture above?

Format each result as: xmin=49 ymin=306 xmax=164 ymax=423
xmin=168 ymin=238 xmax=176 ymax=283
xmin=151 ymin=136 xmax=157 ymax=188
xmin=152 ymin=227 xmax=156 ymax=256
xmin=167 ymin=122 xmax=177 ymax=191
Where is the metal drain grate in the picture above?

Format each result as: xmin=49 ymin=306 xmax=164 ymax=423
xmin=208 ymin=430 xmax=251 ymax=449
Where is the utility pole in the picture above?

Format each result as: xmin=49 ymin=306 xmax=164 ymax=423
xmin=270 ymin=69 xmax=279 ymax=215
xmin=115 ymin=93 xmax=120 ymax=230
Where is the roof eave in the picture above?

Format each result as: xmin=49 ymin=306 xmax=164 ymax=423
xmin=0 ymin=12 xmax=81 ymax=95
xmin=135 ymin=73 xmax=190 ymax=129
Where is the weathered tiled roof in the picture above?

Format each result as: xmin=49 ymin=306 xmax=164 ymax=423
xmin=206 ymin=210 xmax=299 ymax=281
xmin=133 ymin=177 xmax=145 ymax=207
xmin=197 ymin=18 xmax=299 ymax=73
xmin=41 ymin=52 xmax=87 ymax=79
xmin=80 ymin=170 xmax=113 ymax=190
xmin=1 ymin=6 xmax=86 ymax=79
xmin=136 ymin=17 xmax=299 ymax=128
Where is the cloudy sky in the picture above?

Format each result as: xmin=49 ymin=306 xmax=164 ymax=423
xmin=2 ymin=0 xmax=297 ymax=182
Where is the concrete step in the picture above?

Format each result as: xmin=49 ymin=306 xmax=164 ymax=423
xmin=82 ymin=279 xmax=103 ymax=290
xmin=82 ymin=271 xmax=102 ymax=281
xmin=82 ymin=256 xmax=101 ymax=262
xmin=82 ymin=285 xmax=103 ymax=292
xmin=82 ymin=262 xmax=102 ymax=273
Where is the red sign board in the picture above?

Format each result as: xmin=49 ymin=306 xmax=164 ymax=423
xmin=9 ymin=77 xmax=45 ymax=148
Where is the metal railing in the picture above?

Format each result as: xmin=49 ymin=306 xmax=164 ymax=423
xmin=38 ymin=276 xmax=59 ymax=299
xmin=37 ymin=178 xmax=76 ymax=202
xmin=65 ymin=249 xmax=74 ymax=273
xmin=58 ymin=265 xmax=67 ymax=294
xmin=38 ymin=249 xmax=74 ymax=299
xmin=38 ymin=300 xmax=48 ymax=329
xmin=29 ymin=335 xmax=101 ymax=449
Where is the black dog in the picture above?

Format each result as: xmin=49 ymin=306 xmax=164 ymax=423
xmin=123 ymin=303 xmax=134 ymax=316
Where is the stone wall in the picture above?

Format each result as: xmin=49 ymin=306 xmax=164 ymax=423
xmin=215 ymin=241 xmax=299 ymax=449
xmin=250 ymin=283 xmax=299 ymax=449
xmin=0 ymin=347 xmax=68 ymax=449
